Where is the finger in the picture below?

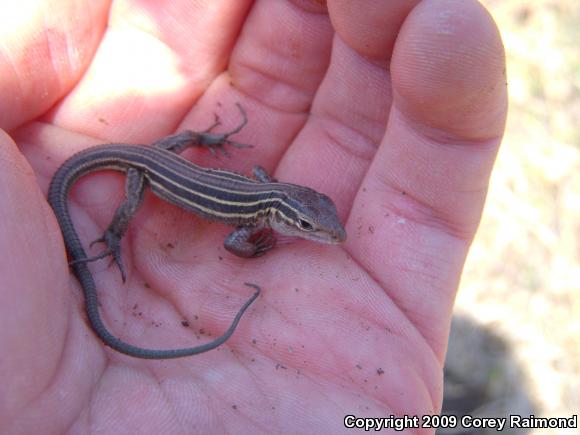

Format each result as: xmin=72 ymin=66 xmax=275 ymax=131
xmin=0 ymin=0 xmax=109 ymax=130
xmin=229 ymin=0 xmax=333 ymax=112
xmin=52 ymin=0 xmax=254 ymax=142
xmin=274 ymin=0 xmax=420 ymax=215
xmin=347 ymin=0 xmax=507 ymax=358
xmin=328 ymin=0 xmax=420 ymax=57
xmin=0 ymin=130 xmax=69 ymax=415
xmin=178 ymin=0 xmax=335 ymax=173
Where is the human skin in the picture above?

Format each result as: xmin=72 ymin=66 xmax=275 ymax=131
xmin=0 ymin=0 xmax=506 ymax=434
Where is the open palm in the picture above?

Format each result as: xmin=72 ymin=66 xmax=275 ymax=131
xmin=0 ymin=1 xmax=506 ymax=433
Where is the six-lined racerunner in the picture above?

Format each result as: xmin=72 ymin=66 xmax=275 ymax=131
xmin=48 ymin=105 xmax=346 ymax=359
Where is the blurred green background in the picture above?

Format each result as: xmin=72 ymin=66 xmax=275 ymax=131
xmin=441 ymin=1 xmax=579 ymax=433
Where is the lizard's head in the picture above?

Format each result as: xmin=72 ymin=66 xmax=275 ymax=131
xmin=268 ymin=185 xmax=346 ymax=244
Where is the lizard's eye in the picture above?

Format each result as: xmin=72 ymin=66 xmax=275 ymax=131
xmin=298 ymin=219 xmax=314 ymax=231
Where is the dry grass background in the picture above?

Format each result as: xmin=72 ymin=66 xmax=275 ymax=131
xmin=441 ymin=1 xmax=579 ymax=433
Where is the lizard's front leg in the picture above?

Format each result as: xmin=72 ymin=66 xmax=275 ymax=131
xmin=224 ymin=226 xmax=277 ymax=258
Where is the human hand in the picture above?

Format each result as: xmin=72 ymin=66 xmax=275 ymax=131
xmin=0 ymin=0 xmax=506 ymax=433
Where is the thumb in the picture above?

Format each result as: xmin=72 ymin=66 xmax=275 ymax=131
xmin=346 ymin=0 xmax=507 ymax=359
